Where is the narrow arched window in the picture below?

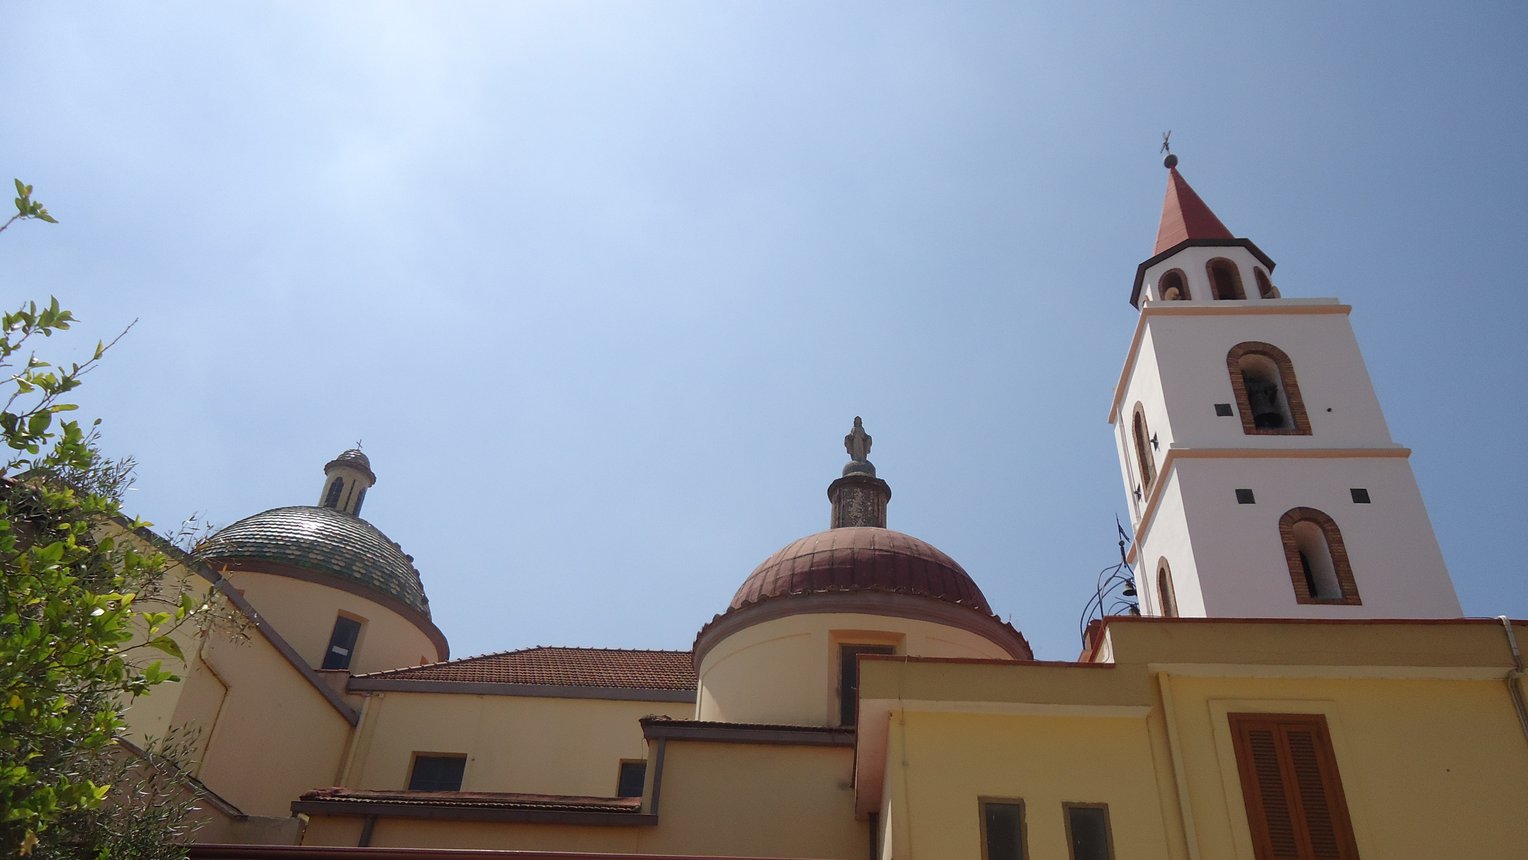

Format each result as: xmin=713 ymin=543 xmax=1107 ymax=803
xmin=1131 ymin=405 xmax=1156 ymax=493
xmin=323 ymin=478 xmax=344 ymax=508
xmin=1226 ymin=342 xmax=1311 ymax=435
xmin=1207 ymin=258 xmax=1246 ymax=300
xmin=1254 ymin=268 xmax=1278 ymax=299
xmin=1159 ymin=269 xmax=1190 ymax=301
xmin=1156 ymin=559 xmax=1178 ymax=617
xmin=1279 ymin=508 xmax=1360 ymax=604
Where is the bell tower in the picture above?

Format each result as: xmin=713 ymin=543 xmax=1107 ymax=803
xmin=1109 ymin=155 xmax=1460 ymax=619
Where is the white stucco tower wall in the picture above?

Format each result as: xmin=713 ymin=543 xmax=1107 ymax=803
xmin=1107 ymin=160 xmax=1461 ymax=620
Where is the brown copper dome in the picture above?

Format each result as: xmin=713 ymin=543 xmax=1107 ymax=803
xmin=730 ymin=527 xmax=991 ymax=612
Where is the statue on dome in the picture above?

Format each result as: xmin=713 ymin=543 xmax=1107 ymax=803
xmin=845 ymin=417 xmax=872 ymax=463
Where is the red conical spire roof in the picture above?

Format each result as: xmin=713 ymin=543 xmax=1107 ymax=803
xmin=1153 ymin=165 xmax=1233 ymax=254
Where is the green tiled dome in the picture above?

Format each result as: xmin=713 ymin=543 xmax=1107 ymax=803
xmin=200 ymin=506 xmax=431 ymax=617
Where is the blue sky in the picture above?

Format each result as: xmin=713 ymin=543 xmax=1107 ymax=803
xmin=9 ymin=2 xmax=1527 ymax=660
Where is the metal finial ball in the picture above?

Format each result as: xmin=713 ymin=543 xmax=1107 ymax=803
xmin=1163 ymin=153 xmax=1179 ymax=169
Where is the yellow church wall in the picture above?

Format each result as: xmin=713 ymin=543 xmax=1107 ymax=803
xmin=640 ymin=740 xmax=864 ymax=859
xmin=116 ymin=550 xmax=217 ymax=750
xmin=884 ymin=710 xmax=1171 ymax=860
xmin=341 ymin=690 xmax=682 ymax=796
xmin=180 ymin=628 xmax=354 ymax=818
xmin=1164 ymin=672 xmax=1528 ymax=859
xmin=308 ymin=817 xmax=648 ymax=853
xmin=697 ymin=611 xmax=1015 ymax=725
xmin=223 ymin=570 xmax=442 ymax=674
xmin=304 ymin=739 xmax=864 ymax=858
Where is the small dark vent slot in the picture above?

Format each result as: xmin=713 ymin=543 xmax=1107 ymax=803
xmin=1215 ymin=403 xmax=1234 ymax=417
xmin=1349 ymin=489 xmax=1370 ymax=504
xmin=1236 ymin=489 xmax=1256 ymax=505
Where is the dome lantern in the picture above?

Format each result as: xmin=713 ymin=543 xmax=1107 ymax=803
xmin=828 ymin=417 xmax=891 ymax=529
xmin=320 ymin=447 xmax=376 ymax=516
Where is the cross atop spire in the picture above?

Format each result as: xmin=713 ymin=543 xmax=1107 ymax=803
xmin=1153 ymin=161 xmax=1234 ymax=255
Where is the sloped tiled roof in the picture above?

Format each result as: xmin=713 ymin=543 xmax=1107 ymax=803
xmin=298 ymin=787 xmax=642 ymax=813
xmin=357 ymin=646 xmax=696 ymax=691
xmin=730 ymin=527 xmax=992 ymax=613
xmin=1154 ymin=166 xmax=1234 ymax=254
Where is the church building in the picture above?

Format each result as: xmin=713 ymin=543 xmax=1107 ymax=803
xmin=119 ymin=158 xmax=1527 ymax=860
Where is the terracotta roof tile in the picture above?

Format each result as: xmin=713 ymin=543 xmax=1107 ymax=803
xmin=356 ymin=646 xmax=696 ymax=691
xmin=299 ymin=787 xmax=641 ymax=812
xmin=1154 ymin=166 xmax=1234 ymax=255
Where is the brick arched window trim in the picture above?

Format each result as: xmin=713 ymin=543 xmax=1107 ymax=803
xmin=1159 ymin=268 xmax=1190 ymax=301
xmin=1279 ymin=507 xmax=1361 ymax=605
xmin=1131 ymin=404 xmax=1157 ymax=492
xmin=1206 ymin=258 xmax=1246 ymax=300
xmin=1254 ymin=267 xmax=1278 ymax=299
xmin=1226 ymin=341 xmax=1312 ymax=436
xmin=1156 ymin=558 xmax=1179 ymax=617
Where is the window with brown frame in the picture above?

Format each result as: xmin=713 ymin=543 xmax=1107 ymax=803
xmin=1131 ymin=405 xmax=1157 ymax=493
xmin=1229 ymin=713 xmax=1359 ymax=860
xmin=1226 ymin=342 xmax=1312 ymax=435
xmin=321 ymin=614 xmax=363 ymax=670
xmin=1159 ymin=269 xmax=1190 ymax=300
xmin=838 ymin=644 xmax=895 ymax=726
xmin=1279 ymin=508 xmax=1361 ymax=605
xmin=1063 ymin=803 xmax=1115 ymax=860
xmin=1207 ymin=258 xmax=1247 ymax=300
xmin=979 ymin=798 xmax=1026 ymax=860
xmin=1156 ymin=559 xmax=1178 ymax=618
xmin=616 ymin=760 xmax=646 ymax=798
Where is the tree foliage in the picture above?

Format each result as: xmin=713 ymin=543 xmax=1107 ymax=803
xmin=0 ymin=182 xmax=203 ymax=856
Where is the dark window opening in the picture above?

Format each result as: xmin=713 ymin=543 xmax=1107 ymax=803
xmin=1239 ymin=359 xmax=1287 ymax=429
xmin=1293 ymin=522 xmax=1341 ymax=599
xmin=1227 ymin=343 xmax=1311 ymax=436
xmin=1236 ymin=489 xmax=1256 ymax=505
xmin=408 ymin=755 xmax=466 ymax=792
xmin=1299 ymin=551 xmax=1320 ymax=598
xmin=1131 ymin=407 xmax=1157 ymax=493
xmin=1215 ymin=402 xmax=1234 ymax=417
xmin=1157 ymin=560 xmax=1178 ymax=618
xmin=1350 ymin=488 xmax=1370 ymax=504
xmin=1064 ymin=804 xmax=1114 ymax=860
xmin=1255 ymin=268 xmax=1278 ymax=299
xmin=839 ymin=644 xmax=895 ymax=726
xmin=353 ymin=487 xmax=366 ymax=515
xmin=1159 ymin=269 xmax=1189 ymax=301
xmin=321 ymin=615 xmax=363 ymax=670
xmin=1280 ymin=508 xmax=1361 ymax=605
xmin=1208 ymin=259 xmax=1246 ymax=300
xmin=322 ymin=478 xmax=343 ymax=508
xmin=617 ymin=761 xmax=646 ymax=798
xmin=981 ymin=800 xmax=1026 ymax=860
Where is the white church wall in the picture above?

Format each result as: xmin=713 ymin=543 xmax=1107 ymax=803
xmin=1170 ymin=456 xmax=1459 ymax=618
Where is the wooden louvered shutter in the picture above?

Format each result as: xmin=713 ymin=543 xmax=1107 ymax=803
xmin=1230 ymin=714 xmax=1359 ymax=860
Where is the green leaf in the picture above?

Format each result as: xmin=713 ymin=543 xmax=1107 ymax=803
xmin=145 ymin=636 xmax=184 ymax=661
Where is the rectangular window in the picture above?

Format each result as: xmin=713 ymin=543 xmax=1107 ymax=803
xmin=407 ymin=754 xmax=466 ymax=792
xmin=1229 ymin=713 xmax=1358 ymax=860
xmin=1064 ymin=803 xmax=1114 ymax=860
xmin=839 ymin=644 xmax=895 ymax=726
xmin=1236 ymin=488 xmax=1257 ymax=505
xmin=616 ymin=760 xmax=646 ymax=798
xmin=320 ymin=615 xmax=362 ymax=670
xmin=979 ymin=799 xmax=1025 ymax=860
xmin=1349 ymin=488 xmax=1370 ymax=504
